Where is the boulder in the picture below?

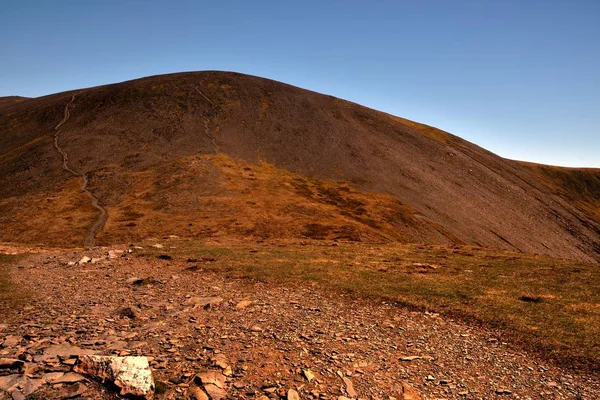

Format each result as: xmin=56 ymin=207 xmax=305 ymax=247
xmin=75 ymin=355 xmax=154 ymax=399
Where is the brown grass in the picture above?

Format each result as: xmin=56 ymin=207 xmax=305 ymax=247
xmin=0 ymin=177 xmax=98 ymax=247
xmin=84 ymin=154 xmax=458 ymax=246
xmin=135 ymin=239 xmax=600 ymax=371
xmin=0 ymin=253 xmax=27 ymax=320
xmin=527 ymin=164 xmax=600 ymax=225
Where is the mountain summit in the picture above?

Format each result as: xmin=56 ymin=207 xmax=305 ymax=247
xmin=1 ymin=71 xmax=599 ymax=261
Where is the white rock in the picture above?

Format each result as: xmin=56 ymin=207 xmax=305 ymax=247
xmin=78 ymin=256 xmax=91 ymax=265
xmin=75 ymin=355 xmax=154 ymax=399
xmin=108 ymin=249 xmax=125 ymax=259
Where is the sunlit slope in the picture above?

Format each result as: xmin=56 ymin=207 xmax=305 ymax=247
xmin=0 ymin=71 xmax=598 ymax=260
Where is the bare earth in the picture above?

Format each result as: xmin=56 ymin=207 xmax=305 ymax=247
xmin=1 ymin=247 xmax=598 ymax=399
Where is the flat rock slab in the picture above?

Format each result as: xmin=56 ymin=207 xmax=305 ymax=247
xmin=42 ymin=372 xmax=66 ymax=383
xmin=52 ymin=372 xmax=87 ymax=384
xmin=0 ymin=359 xmax=23 ymax=370
xmin=42 ymin=344 xmax=96 ymax=359
xmin=203 ymin=383 xmax=227 ymax=400
xmin=195 ymin=371 xmax=226 ymax=389
xmin=1 ymin=337 xmax=20 ymax=348
xmin=0 ymin=374 xmax=44 ymax=397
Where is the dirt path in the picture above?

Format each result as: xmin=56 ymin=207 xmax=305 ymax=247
xmin=195 ymin=86 xmax=220 ymax=152
xmin=53 ymin=93 xmax=108 ymax=247
xmin=1 ymin=247 xmax=598 ymax=399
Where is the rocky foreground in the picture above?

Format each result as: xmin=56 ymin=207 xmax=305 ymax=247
xmin=0 ymin=246 xmax=598 ymax=399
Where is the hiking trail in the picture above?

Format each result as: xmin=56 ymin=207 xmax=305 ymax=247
xmin=53 ymin=93 xmax=108 ymax=247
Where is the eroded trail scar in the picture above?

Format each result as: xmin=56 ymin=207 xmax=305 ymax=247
xmin=53 ymin=93 xmax=108 ymax=248
xmin=195 ymin=86 xmax=219 ymax=152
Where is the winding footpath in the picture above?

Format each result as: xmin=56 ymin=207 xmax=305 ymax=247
xmin=53 ymin=93 xmax=108 ymax=247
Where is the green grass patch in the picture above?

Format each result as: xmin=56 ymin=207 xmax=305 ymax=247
xmin=137 ymin=240 xmax=600 ymax=370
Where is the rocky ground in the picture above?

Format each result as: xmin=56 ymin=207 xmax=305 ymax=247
xmin=1 ymin=246 xmax=598 ymax=399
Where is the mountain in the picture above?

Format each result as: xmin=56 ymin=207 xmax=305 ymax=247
xmin=1 ymin=71 xmax=599 ymax=261
xmin=0 ymin=96 xmax=29 ymax=110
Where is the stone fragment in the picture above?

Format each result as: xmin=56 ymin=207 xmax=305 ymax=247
xmin=400 ymin=356 xmax=421 ymax=361
xmin=75 ymin=355 xmax=154 ymax=399
xmin=42 ymin=372 xmax=65 ymax=383
xmin=52 ymin=372 xmax=86 ymax=384
xmin=287 ymin=388 xmax=300 ymax=400
xmin=0 ymin=375 xmax=20 ymax=392
xmin=0 ymin=374 xmax=44 ymax=397
xmin=186 ymin=386 xmax=209 ymax=400
xmin=116 ymin=306 xmax=142 ymax=319
xmin=303 ymin=369 xmax=315 ymax=382
xmin=21 ymin=363 xmax=38 ymax=376
xmin=78 ymin=256 xmax=91 ymax=265
xmin=211 ymin=354 xmax=228 ymax=370
xmin=188 ymin=297 xmax=223 ymax=308
xmin=42 ymin=344 xmax=96 ymax=359
xmin=0 ymin=359 xmax=23 ymax=370
xmin=54 ymin=382 xmax=88 ymax=399
xmin=62 ymin=358 xmax=78 ymax=366
xmin=195 ymin=371 xmax=225 ymax=389
xmin=342 ymin=376 xmax=356 ymax=397
xmin=108 ymin=250 xmax=125 ymax=259
xmin=235 ymin=300 xmax=253 ymax=309
xmin=204 ymin=383 xmax=226 ymax=400
xmin=1 ymin=336 xmax=20 ymax=348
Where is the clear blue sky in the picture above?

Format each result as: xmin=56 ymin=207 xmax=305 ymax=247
xmin=1 ymin=0 xmax=598 ymax=167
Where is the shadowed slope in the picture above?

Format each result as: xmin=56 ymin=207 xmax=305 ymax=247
xmin=0 ymin=71 xmax=599 ymax=260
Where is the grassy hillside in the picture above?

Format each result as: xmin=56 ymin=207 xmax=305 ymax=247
xmin=0 ymin=72 xmax=599 ymax=261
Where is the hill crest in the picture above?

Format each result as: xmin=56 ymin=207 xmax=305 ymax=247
xmin=1 ymin=71 xmax=599 ymax=261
